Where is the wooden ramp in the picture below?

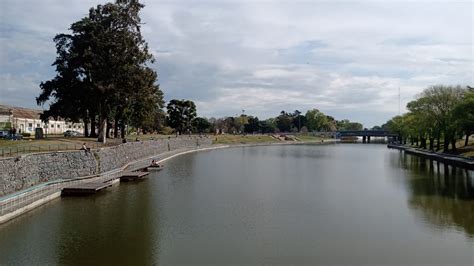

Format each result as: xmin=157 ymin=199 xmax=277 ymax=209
xmin=62 ymin=182 xmax=112 ymax=196
xmin=120 ymin=171 xmax=150 ymax=182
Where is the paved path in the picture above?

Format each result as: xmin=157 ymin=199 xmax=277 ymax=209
xmin=387 ymin=144 xmax=474 ymax=170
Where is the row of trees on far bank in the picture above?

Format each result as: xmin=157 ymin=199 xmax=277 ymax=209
xmin=163 ymin=105 xmax=363 ymax=135
xmin=381 ymin=85 xmax=473 ymax=152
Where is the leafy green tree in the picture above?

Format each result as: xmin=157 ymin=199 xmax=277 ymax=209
xmin=383 ymin=85 xmax=467 ymax=152
xmin=140 ymin=107 xmax=166 ymax=134
xmin=418 ymin=85 xmax=464 ymax=152
xmin=291 ymin=110 xmax=306 ymax=132
xmin=192 ymin=117 xmax=212 ymax=133
xmin=335 ymin=119 xmax=363 ymax=131
xmin=453 ymin=89 xmax=474 ymax=146
xmin=305 ymin=109 xmax=328 ymax=131
xmin=346 ymin=122 xmax=363 ymax=131
xmin=166 ymin=99 xmax=197 ymax=134
xmin=276 ymin=111 xmax=292 ymax=132
xmin=244 ymin=116 xmax=260 ymax=133
xmin=235 ymin=115 xmax=249 ymax=133
xmin=261 ymin=118 xmax=277 ymax=133
xmin=382 ymin=115 xmax=407 ymax=143
xmin=407 ymin=97 xmax=436 ymax=149
xmin=325 ymin=115 xmax=337 ymax=131
xmin=37 ymin=0 xmax=163 ymax=143
xmin=223 ymin=117 xmax=238 ymax=134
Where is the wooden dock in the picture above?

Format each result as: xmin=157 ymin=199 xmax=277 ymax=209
xmin=120 ymin=171 xmax=150 ymax=182
xmin=62 ymin=182 xmax=112 ymax=196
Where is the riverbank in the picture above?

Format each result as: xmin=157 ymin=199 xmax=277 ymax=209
xmin=212 ymin=134 xmax=327 ymax=144
xmin=387 ymin=144 xmax=474 ymax=170
xmin=0 ymin=136 xmax=214 ymax=197
xmin=0 ymin=139 xmax=334 ymax=224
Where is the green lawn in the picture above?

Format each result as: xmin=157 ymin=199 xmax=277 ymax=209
xmin=295 ymin=134 xmax=326 ymax=142
xmin=212 ymin=134 xmax=329 ymax=144
xmin=212 ymin=135 xmax=275 ymax=144
xmin=0 ymin=135 xmax=123 ymax=157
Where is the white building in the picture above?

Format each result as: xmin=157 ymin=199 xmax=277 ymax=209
xmin=0 ymin=105 xmax=84 ymax=135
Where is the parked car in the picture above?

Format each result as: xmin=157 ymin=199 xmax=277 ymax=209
xmin=5 ymin=133 xmax=23 ymax=140
xmin=64 ymin=130 xmax=81 ymax=137
xmin=0 ymin=131 xmax=8 ymax=139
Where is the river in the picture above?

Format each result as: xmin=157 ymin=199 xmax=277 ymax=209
xmin=1 ymin=144 xmax=473 ymax=264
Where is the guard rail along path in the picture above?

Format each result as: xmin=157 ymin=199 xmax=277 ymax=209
xmin=0 ymin=136 xmax=213 ymax=223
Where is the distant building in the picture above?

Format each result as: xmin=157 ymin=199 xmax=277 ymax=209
xmin=0 ymin=105 xmax=84 ymax=135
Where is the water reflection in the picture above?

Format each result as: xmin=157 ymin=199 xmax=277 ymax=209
xmin=54 ymin=181 xmax=157 ymax=264
xmin=1 ymin=145 xmax=473 ymax=264
xmin=393 ymin=152 xmax=474 ymax=237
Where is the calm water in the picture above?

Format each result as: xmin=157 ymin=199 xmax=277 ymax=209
xmin=1 ymin=144 xmax=473 ymax=265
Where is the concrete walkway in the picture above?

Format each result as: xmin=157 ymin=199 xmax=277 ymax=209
xmin=387 ymin=144 xmax=474 ymax=170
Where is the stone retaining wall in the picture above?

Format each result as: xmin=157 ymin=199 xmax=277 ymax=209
xmin=0 ymin=136 xmax=212 ymax=197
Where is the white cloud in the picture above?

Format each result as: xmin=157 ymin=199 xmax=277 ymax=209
xmin=0 ymin=0 xmax=472 ymax=127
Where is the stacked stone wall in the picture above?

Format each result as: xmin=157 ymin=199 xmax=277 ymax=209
xmin=0 ymin=151 xmax=97 ymax=197
xmin=0 ymin=136 xmax=212 ymax=197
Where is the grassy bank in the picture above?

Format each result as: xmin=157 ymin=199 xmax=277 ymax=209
xmin=0 ymin=133 xmax=331 ymax=156
xmin=0 ymin=136 xmax=124 ymax=157
xmin=212 ymin=135 xmax=275 ymax=144
xmin=295 ymin=135 xmax=326 ymax=142
xmin=212 ymin=134 xmax=327 ymax=145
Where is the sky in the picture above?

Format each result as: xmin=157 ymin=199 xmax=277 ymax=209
xmin=0 ymin=0 xmax=472 ymax=127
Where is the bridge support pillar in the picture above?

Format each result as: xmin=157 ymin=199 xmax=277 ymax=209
xmin=367 ymin=136 xmax=371 ymax=143
xmin=362 ymin=136 xmax=366 ymax=143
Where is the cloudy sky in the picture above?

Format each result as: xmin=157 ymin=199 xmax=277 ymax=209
xmin=0 ymin=0 xmax=472 ymax=127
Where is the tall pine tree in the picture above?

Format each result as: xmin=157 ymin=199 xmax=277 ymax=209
xmin=38 ymin=0 xmax=163 ymax=143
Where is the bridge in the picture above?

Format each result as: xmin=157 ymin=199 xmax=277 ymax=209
xmin=336 ymin=130 xmax=398 ymax=143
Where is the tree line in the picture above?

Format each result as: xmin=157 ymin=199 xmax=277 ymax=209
xmin=168 ymin=107 xmax=363 ymax=135
xmin=381 ymin=85 xmax=473 ymax=153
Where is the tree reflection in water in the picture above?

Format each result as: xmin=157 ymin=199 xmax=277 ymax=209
xmin=396 ymin=153 xmax=474 ymax=237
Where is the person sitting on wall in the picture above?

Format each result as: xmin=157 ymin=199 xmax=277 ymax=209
xmin=80 ymin=143 xmax=90 ymax=152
